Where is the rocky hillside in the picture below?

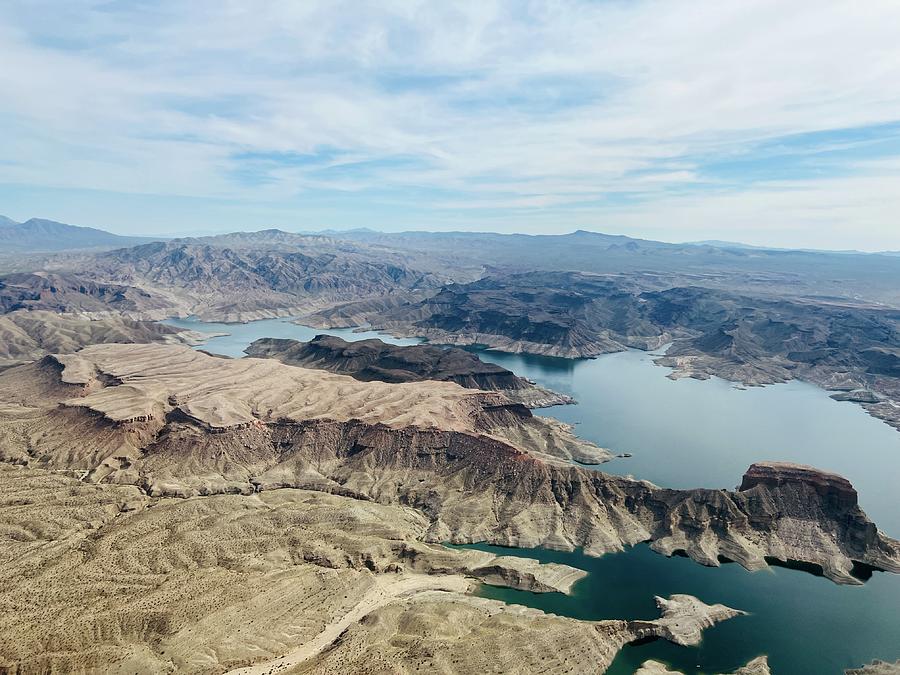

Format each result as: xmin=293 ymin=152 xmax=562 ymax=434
xmin=1 ymin=344 xmax=896 ymax=587
xmin=333 ymin=228 xmax=900 ymax=307
xmin=245 ymin=335 xmax=573 ymax=408
xmin=0 ymin=464 xmax=746 ymax=674
xmin=22 ymin=230 xmax=462 ymax=322
xmin=304 ymin=270 xmax=900 ymax=430
xmin=0 ymin=309 xmax=204 ymax=371
xmin=1 ymin=342 xmax=897 ymax=673
xmin=0 ymin=272 xmax=172 ymax=316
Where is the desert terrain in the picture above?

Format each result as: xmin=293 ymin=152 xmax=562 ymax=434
xmin=2 ymin=220 xmax=899 ymax=674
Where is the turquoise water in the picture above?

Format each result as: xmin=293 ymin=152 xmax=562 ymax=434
xmin=166 ymin=317 xmax=900 ymax=673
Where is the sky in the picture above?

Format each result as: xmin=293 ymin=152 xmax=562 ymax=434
xmin=2 ymin=1 xmax=900 ymax=250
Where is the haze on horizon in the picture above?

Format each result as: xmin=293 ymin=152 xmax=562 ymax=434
xmin=2 ymin=0 xmax=900 ymax=251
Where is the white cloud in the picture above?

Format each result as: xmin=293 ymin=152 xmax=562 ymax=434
xmin=0 ymin=0 xmax=899 ymax=246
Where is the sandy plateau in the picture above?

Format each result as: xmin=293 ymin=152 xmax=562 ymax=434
xmin=1 ymin=343 xmax=899 ymax=673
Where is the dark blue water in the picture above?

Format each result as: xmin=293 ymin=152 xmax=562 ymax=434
xmin=165 ymin=317 xmax=900 ymax=673
xmin=461 ymin=542 xmax=900 ymax=674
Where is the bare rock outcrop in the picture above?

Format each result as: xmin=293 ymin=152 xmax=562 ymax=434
xmin=636 ymin=656 xmax=770 ymax=675
xmin=646 ymin=594 xmax=745 ymax=646
xmin=245 ymin=334 xmax=574 ymax=408
xmin=0 ymin=308 xmax=202 ymax=371
xmin=0 ymin=465 xmax=742 ymax=674
xmin=61 ymin=343 xmax=603 ymax=463
xmin=302 ymin=270 xmax=900 ymax=432
xmin=21 ymin=231 xmax=461 ymax=322
xmin=732 ymin=658 xmax=773 ymax=675
xmin=847 ymin=660 xmax=900 ymax=675
xmin=465 ymin=554 xmax=587 ymax=594
xmin=636 ymin=662 xmax=683 ymax=675
xmin=273 ymin=592 xmax=743 ymax=675
xmin=0 ymin=344 xmax=896 ymax=587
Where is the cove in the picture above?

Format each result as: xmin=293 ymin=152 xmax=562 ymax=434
xmin=460 ymin=542 xmax=900 ymax=674
xmin=165 ymin=316 xmax=900 ymax=673
xmin=471 ymin=348 xmax=900 ymax=535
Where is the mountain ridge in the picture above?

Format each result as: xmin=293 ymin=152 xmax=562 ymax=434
xmin=0 ymin=215 xmax=158 ymax=254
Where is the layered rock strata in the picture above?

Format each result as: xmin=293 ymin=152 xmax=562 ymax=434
xmin=0 ymin=464 xmax=748 ymax=674
xmin=0 ymin=344 xmax=896 ymax=586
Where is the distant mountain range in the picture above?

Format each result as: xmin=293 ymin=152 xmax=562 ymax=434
xmin=330 ymin=227 xmax=900 ymax=307
xmin=1 ymin=218 xmax=900 ymax=433
xmin=684 ymin=239 xmax=878 ymax=255
xmin=1 ymin=229 xmax=460 ymax=322
xmin=5 ymin=216 xmax=900 ymax=308
xmin=0 ymin=216 xmax=157 ymax=253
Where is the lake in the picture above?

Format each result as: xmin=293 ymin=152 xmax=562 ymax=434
xmin=166 ymin=316 xmax=900 ymax=674
xmin=165 ymin=316 xmax=423 ymax=355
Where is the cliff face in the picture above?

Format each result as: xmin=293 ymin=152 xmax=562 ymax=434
xmin=0 ymin=462 xmax=756 ymax=675
xmin=740 ymin=461 xmax=859 ymax=511
xmin=245 ymin=335 xmax=574 ymax=408
xmin=1 ymin=344 xmax=896 ymax=587
xmin=1 ymin=343 xmax=898 ymax=674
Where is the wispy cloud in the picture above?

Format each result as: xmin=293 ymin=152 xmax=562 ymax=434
xmin=1 ymin=0 xmax=900 ymax=248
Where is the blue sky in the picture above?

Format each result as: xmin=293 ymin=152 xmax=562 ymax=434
xmin=2 ymin=1 xmax=900 ymax=249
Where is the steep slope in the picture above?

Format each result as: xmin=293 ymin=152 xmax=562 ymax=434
xmin=303 ymin=272 xmax=672 ymax=356
xmin=33 ymin=231 xmax=461 ymax=321
xmin=0 ymin=463 xmax=749 ymax=673
xmin=0 ymin=343 xmax=609 ymax=472
xmin=0 ymin=309 xmax=203 ymax=371
xmin=0 ymin=271 xmax=173 ymax=316
xmin=1 ymin=344 xmax=896 ymax=586
xmin=245 ymin=335 xmax=573 ymax=408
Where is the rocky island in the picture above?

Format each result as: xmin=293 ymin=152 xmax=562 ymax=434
xmin=847 ymin=661 xmax=900 ymax=675
xmin=635 ymin=656 xmax=771 ymax=675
